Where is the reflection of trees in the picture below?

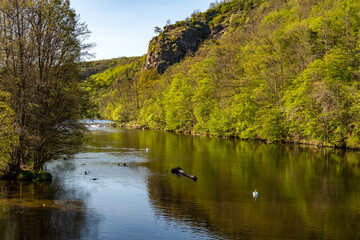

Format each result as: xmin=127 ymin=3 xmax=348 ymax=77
xmin=144 ymin=129 xmax=360 ymax=240
xmin=0 ymin=181 xmax=100 ymax=240
xmin=147 ymin=175 xmax=222 ymax=238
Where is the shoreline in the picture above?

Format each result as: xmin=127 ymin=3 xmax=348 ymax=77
xmin=105 ymin=122 xmax=359 ymax=151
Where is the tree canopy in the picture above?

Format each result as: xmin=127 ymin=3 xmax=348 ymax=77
xmin=0 ymin=0 xmax=90 ymax=176
xmin=82 ymin=0 xmax=360 ymax=149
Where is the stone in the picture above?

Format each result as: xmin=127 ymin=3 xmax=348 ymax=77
xmin=144 ymin=21 xmax=216 ymax=74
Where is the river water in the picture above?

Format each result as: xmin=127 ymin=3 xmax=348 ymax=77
xmin=0 ymin=125 xmax=360 ymax=239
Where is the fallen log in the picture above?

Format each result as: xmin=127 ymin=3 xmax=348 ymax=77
xmin=171 ymin=167 xmax=197 ymax=181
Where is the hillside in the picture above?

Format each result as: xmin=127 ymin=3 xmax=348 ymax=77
xmin=82 ymin=0 xmax=360 ymax=149
xmin=144 ymin=0 xmax=255 ymax=73
xmin=81 ymin=56 xmax=147 ymax=119
xmin=79 ymin=57 xmax=138 ymax=81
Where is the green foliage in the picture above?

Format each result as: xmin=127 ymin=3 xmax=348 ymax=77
xmin=230 ymin=13 xmax=247 ymax=29
xmin=230 ymin=92 xmax=258 ymax=138
xmin=17 ymin=169 xmax=52 ymax=182
xmin=191 ymin=61 xmax=217 ymax=132
xmin=81 ymin=56 xmax=146 ymax=119
xmin=0 ymin=0 xmax=89 ymax=176
xmin=85 ymin=0 xmax=360 ymax=148
xmin=138 ymin=98 xmax=166 ymax=129
xmin=256 ymin=107 xmax=288 ymax=141
xmin=165 ymin=73 xmax=196 ymax=130
xmin=208 ymin=106 xmax=231 ymax=136
xmin=209 ymin=14 xmax=223 ymax=28
xmin=137 ymin=69 xmax=161 ymax=101
xmin=79 ymin=58 xmax=126 ymax=81
xmin=0 ymin=92 xmax=18 ymax=175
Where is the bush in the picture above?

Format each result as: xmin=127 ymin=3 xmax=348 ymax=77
xmin=17 ymin=170 xmax=52 ymax=182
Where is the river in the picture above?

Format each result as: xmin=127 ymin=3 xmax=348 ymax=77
xmin=0 ymin=124 xmax=359 ymax=239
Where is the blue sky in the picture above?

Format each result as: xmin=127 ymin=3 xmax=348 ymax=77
xmin=70 ymin=0 xmax=214 ymax=60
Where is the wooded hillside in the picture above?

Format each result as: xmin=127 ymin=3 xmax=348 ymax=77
xmin=82 ymin=0 xmax=360 ymax=149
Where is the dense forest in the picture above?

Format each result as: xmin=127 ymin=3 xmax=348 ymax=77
xmin=79 ymin=57 xmax=130 ymax=81
xmin=81 ymin=56 xmax=147 ymax=119
xmin=2 ymin=0 xmax=360 ymax=178
xmin=83 ymin=0 xmax=360 ymax=149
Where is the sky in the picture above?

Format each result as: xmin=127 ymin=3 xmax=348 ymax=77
xmin=70 ymin=0 xmax=214 ymax=61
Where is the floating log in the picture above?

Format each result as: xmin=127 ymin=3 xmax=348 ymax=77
xmin=171 ymin=167 xmax=197 ymax=181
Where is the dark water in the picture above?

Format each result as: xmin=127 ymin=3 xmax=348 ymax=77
xmin=1 ymin=126 xmax=360 ymax=240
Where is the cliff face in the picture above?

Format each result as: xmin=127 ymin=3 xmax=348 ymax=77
xmin=144 ymin=21 xmax=223 ymax=74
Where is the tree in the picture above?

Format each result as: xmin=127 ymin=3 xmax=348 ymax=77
xmin=154 ymin=26 xmax=163 ymax=34
xmin=165 ymin=73 xmax=196 ymax=130
xmin=0 ymin=0 xmax=91 ymax=176
xmin=79 ymin=0 xmax=360 ymax=148
xmin=0 ymin=91 xmax=18 ymax=175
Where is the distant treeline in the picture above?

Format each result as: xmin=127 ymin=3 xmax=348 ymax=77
xmin=79 ymin=57 xmax=136 ymax=81
xmin=82 ymin=0 xmax=360 ymax=149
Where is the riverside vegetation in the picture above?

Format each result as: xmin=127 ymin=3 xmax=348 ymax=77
xmin=1 ymin=0 xmax=360 ymax=179
xmin=0 ymin=0 xmax=90 ymax=178
xmin=82 ymin=0 xmax=360 ymax=149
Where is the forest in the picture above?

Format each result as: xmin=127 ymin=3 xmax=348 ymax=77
xmin=0 ymin=1 xmax=358 ymax=239
xmin=1 ymin=0 xmax=360 ymax=178
xmin=82 ymin=0 xmax=360 ymax=149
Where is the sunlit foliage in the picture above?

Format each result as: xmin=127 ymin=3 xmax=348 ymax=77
xmin=85 ymin=0 xmax=360 ymax=148
xmin=0 ymin=0 xmax=89 ymax=176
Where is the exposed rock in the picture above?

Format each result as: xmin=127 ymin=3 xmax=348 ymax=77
xmin=144 ymin=21 xmax=217 ymax=74
xmin=211 ymin=24 xmax=227 ymax=39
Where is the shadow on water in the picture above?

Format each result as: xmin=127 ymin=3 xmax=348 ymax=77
xmin=0 ymin=180 xmax=100 ymax=240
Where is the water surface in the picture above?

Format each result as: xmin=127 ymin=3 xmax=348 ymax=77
xmin=1 ymin=127 xmax=360 ymax=239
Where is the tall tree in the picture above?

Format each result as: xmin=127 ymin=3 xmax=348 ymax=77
xmin=0 ymin=0 xmax=90 ymax=175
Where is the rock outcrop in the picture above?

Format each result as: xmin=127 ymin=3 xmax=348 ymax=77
xmin=144 ymin=21 xmax=215 ymax=74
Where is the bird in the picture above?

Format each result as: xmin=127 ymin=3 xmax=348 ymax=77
xmin=253 ymin=190 xmax=258 ymax=198
xmin=145 ymin=148 xmax=150 ymax=152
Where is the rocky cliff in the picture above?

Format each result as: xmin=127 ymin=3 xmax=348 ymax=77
xmin=144 ymin=21 xmax=226 ymax=74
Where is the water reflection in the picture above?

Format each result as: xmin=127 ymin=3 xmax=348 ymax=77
xmin=0 ymin=128 xmax=360 ymax=239
xmin=142 ymin=131 xmax=360 ymax=240
xmin=0 ymin=180 xmax=99 ymax=240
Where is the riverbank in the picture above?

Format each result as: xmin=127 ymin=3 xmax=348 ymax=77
xmin=2 ymin=123 xmax=359 ymax=239
xmin=1 ymin=170 xmax=52 ymax=182
xmin=17 ymin=170 xmax=52 ymax=182
xmin=107 ymin=121 xmax=360 ymax=151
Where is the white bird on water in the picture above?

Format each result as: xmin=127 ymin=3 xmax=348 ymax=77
xmin=146 ymin=148 xmax=150 ymax=152
xmin=253 ymin=190 xmax=258 ymax=198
